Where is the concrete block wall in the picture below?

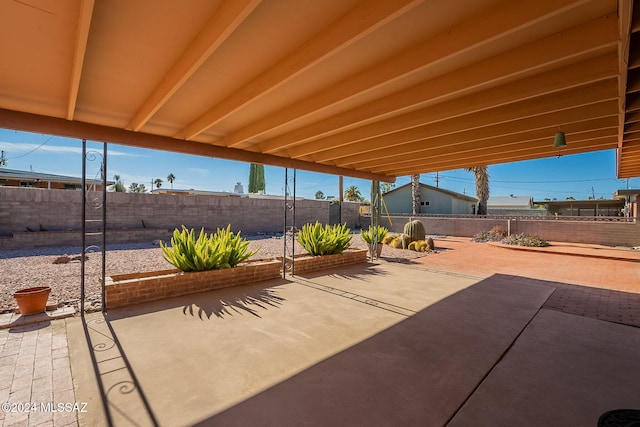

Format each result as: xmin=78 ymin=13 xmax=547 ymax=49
xmin=362 ymin=215 xmax=640 ymax=247
xmin=0 ymin=187 xmax=362 ymax=249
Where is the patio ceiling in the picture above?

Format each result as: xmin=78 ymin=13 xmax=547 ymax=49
xmin=0 ymin=0 xmax=638 ymax=182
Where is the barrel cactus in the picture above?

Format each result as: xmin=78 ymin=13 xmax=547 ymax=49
xmin=390 ymin=236 xmax=403 ymax=249
xmin=426 ymin=237 xmax=435 ymax=251
xmin=404 ymin=220 xmax=425 ymax=243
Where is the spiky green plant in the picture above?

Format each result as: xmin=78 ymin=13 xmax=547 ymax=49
xmin=297 ymin=222 xmax=352 ymax=256
xmin=160 ymin=225 xmax=257 ymax=272
xmin=360 ymin=225 xmax=389 ymax=244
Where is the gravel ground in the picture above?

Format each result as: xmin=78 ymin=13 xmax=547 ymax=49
xmin=0 ymin=234 xmax=429 ymax=313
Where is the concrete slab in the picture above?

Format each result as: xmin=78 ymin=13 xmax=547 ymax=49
xmin=70 ymin=262 xmax=553 ymax=426
xmin=449 ymin=309 xmax=640 ymax=427
xmin=202 ymin=273 xmax=553 ymax=427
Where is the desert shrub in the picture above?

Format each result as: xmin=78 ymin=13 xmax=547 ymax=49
xmin=408 ymin=241 xmax=418 ymax=251
xmin=501 ymin=233 xmax=550 ymax=247
xmin=490 ymin=225 xmax=508 ymax=238
xmin=472 ymin=230 xmax=504 ymax=242
xmin=160 ymin=225 xmax=257 ymax=272
xmin=297 ymin=222 xmax=352 ymax=256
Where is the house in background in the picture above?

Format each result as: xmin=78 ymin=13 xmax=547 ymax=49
xmin=487 ymin=195 xmax=534 ymax=210
xmin=486 ymin=195 xmax=540 ymax=216
xmin=615 ymin=189 xmax=640 ymax=217
xmin=536 ymin=198 xmax=625 ymax=217
xmin=382 ymin=183 xmax=477 ymax=215
xmin=0 ymin=168 xmax=113 ymax=191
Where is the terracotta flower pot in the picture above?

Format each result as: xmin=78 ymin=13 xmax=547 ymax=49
xmin=13 ymin=286 xmax=51 ymax=315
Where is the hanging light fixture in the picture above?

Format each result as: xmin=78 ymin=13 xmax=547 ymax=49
xmin=553 ymin=131 xmax=567 ymax=148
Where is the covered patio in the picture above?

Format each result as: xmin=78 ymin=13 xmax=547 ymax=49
xmin=2 ymin=1 xmax=640 ymax=426
xmin=65 ymin=245 xmax=640 ymax=426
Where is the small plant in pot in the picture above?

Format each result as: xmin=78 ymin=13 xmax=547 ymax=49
xmin=13 ymin=286 xmax=51 ymax=315
xmin=360 ymin=225 xmax=388 ymax=257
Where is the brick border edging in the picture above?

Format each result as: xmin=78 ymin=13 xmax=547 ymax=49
xmin=280 ymin=249 xmax=369 ymax=275
xmin=487 ymin=241 xmax=640 ymax=263
xmin=105 ymin=259 xmax=282 ymax=309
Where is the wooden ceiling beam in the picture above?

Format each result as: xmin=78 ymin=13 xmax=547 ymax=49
xmin=381 ymin=137 xmax=618 ymax=175
xmin=178 ymin=0 xmax=423 ymax=140
xmin=617 ymin=0 xmax=633 ymax=151
xmin=262 ymin=53 xmax=617 ymax=157
xmin=299 ymin=81 xmax=618 ymax=163
xmin=286 ymin=76 xmax=618 ymax=161
xmin=127 ymin=0 xmax=262 ymax=132
xmin=229 ymin=2 xmax=617 ymax=153
xmin=346 ymin=117 xmax=618 ymax=169
xmin=364 ymin=129 xmax=617 ymax=173
xmin=0 ymin=108 xmax=394 ymax=182
xmin=67 ymin=0 xmax=95 ymax=120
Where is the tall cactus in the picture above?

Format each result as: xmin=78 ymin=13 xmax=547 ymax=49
xmin=404 ymin=220 xmax=425 ymax=243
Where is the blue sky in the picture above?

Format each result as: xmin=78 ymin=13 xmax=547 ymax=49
xmin=1 ymin=128 xmax=638 ymax=201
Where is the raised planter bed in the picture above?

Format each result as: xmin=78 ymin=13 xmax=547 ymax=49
xmin=280 ymin=249 xmax=368 ymax=275
xmin=105 ymin=258 xmax=281 ymax=309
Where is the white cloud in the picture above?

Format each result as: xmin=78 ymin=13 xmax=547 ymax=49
xmin=0 ymin=142 xmax=144 ymax=157
xmin=187 ymin=167 xmax=211 ymax=177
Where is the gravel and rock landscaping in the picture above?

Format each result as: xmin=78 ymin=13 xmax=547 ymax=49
xmin=0 ymin=234 xmax=431 ymax=314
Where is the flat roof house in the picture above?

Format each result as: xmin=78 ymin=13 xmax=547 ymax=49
xmin=0 ymin=168 xmax=113 ymax=191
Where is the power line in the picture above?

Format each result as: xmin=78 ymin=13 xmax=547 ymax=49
xmin=5 ymin=136 xmax=55 ymax=160
xmin=437 ymin=174 xmax=623 ymax=184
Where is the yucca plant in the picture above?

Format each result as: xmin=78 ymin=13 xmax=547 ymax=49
xmin=297 ymin=221 xmax=352 ymax=256
xmin=160 ymin=225 xmax=257 ymax=272
xmin=360 ymin=225 xmax=389 ymax=244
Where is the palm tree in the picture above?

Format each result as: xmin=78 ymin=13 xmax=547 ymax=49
xmin=112 ymin=174 xmax=125 ymax=192
xmin=167 ymin=173 xmax=175 ymax=189
xmin=154 ymin=178 xmax=163 ymax=189
xmin=410 ymin=174 xmax=421 ymax=214
xmin=465 ymin=166 xmax=489 ymax=215
xmin=344 ymin=185 xmax=362 ymax=202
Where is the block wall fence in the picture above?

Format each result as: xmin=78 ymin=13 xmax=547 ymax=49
xmin=363 ymin=215 xmax=640 ymax=247
xmin=0 ymin=187 xmax=361 ymax=250
xmin=3 ymin=187 xmax=639 ymax=249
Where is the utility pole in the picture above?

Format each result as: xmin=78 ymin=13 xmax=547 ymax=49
xmin=435 ymin=171 xmax=439 ymax=187
xmin=591 ymin=186 xmax=595 ymax=199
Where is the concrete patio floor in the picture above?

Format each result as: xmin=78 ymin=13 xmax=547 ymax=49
xmin=62 ymin=245 xmax=640 ymax=427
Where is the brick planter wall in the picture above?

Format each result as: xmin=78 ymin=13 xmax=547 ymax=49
xmin=105 ymin=259 xmax=281 ymax=309
xmin=281 ymin=249 xmax=368 ymax=275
